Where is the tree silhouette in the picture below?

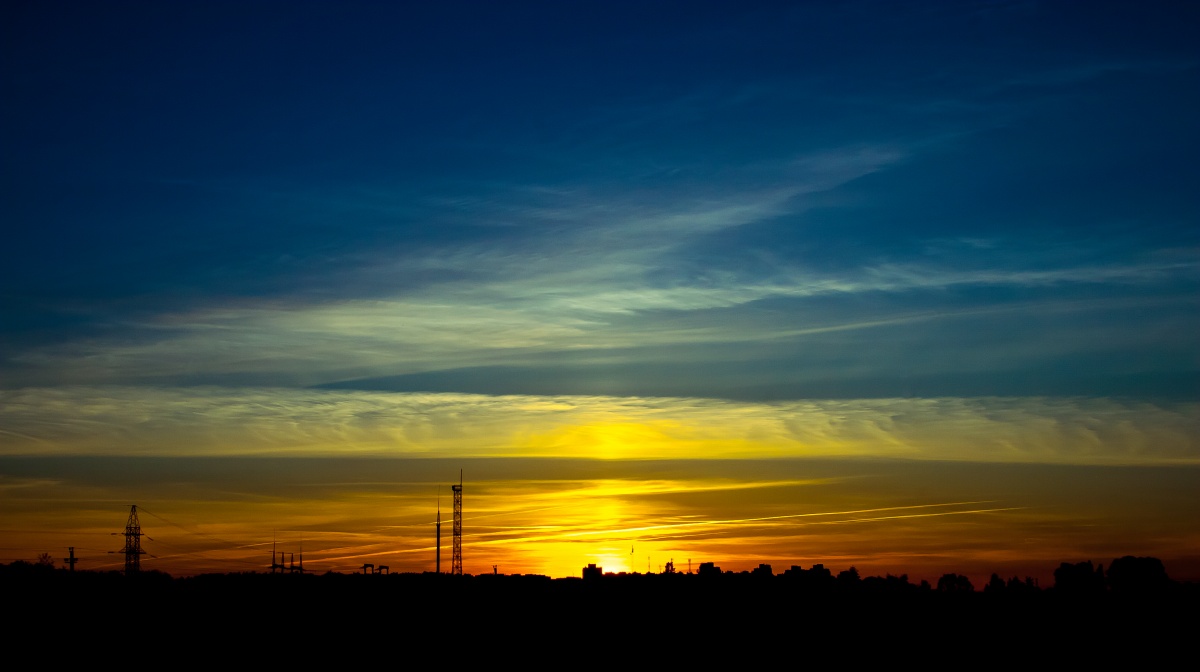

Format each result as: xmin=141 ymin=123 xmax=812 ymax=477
xmin=1006 ymin=576 xmax=1039 ymax=593
xmin=1053 ymin=560 xmax=1105 ymax=594
xmin=936 ymin=573 xmax=974 ymax=592
xmin=985 ymin=573 xmax=1006 ymax=593
xmin=1106 ymin=556 xmax=1170 ymax=594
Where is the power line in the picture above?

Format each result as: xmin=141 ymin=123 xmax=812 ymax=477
xmin=137 ymin=507 xmax=249 ymax=549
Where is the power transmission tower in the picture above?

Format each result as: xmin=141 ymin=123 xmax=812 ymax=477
xmin=451 ymin=470 xmax=462 ymax=575
xmin=63 ymin=547 xmax=78 ymax=572
xmin=122 ymin=505 xmax=144 ymax=575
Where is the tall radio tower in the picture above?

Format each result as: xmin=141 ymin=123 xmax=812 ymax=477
xmin=122 ymin=504 xmax=144 ymax=576
xmin=436 ymin=492 xmax=442 ymax=574
xmin=451 ymin=470 xmax=462 ymax=575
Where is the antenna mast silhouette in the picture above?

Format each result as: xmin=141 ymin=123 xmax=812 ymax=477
xmin=271 ymin=535 xmax=285 ymax=573
xmin=451 ymin=470 xmax=463 ymax=575
xmin=436 ymin=492 xmax=442 ymax=574
xmin=121 ymin=505 xmax=144 ymax=575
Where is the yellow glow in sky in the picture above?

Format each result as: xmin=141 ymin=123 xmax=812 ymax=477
xmin=3 ymin=455 xmax=1198 ymax=585
xmin=2 ymin=388 xmax=1198 ymax=584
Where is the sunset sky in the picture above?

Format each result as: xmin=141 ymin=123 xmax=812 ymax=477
xmin=2 ymin=1 xmax=1198 ymax=585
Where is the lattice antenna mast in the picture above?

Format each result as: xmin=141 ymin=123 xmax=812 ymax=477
xmin=451 ymin=470 xmax=463 ymax=575
xmin=436 ymin=491 xmax=442 ymax=574
xmin=122 ymin=504 xmax=144 ymax=575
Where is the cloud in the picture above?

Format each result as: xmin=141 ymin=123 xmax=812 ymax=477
xmin=1 ymin=387 xmax=1196 ymax=465
xmin=4 ymin=119 xmax=1195 ymax=397
xmin=6 ymin=247 xmax=1193 ymax=392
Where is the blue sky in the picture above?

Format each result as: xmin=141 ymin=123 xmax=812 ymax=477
xmin=2 ymin=2 xmax=1198 ymax=578
xmin=4 ymin=1 xmax=1197 ymax=400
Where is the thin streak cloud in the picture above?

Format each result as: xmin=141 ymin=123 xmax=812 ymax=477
xmin=459 ymin=502 xmax=1020 ymax=547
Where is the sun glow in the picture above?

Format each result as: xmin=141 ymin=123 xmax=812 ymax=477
xmin=520 ymin=420 xmax=782 ymax=460
xmin=4 ymin=455 xmax=1199 ymax=583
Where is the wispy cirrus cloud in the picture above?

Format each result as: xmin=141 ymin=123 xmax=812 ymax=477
xmin=6 ymin=244 xmax=1192 ymax=391
xmin=4 ymin=66 xmax=1196 ymax=397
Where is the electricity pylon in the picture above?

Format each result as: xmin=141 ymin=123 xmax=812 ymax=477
xmin=122 ymin=505 xmax=145 ymax=576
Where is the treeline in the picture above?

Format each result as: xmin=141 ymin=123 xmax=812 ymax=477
xmin=1 ymin=553 xmax=1187 ymax=597
xmin=694 ymin=555 xmax=1179 ymax=596
xmin=4 ymin=555 xmax=1195 ymax=658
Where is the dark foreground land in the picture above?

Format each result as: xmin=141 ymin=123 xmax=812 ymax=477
xmin=6 ymin=558 xmax=1197 ymax=662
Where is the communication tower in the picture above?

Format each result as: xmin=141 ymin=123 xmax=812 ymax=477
xmin=436 ymin=493 xmax=442 ymax=574
xmin=451 ymin=470 xmax=463 ymax=575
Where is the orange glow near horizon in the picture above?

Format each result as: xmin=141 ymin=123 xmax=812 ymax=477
xmin=2 ymin=389 xmax=1198 ymax=585
xmin=4 ymin=456 xmax=1198 ymax=587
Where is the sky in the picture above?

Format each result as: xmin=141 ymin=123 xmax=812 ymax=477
xmin=2 ymin=1 xmax=1198 ymax=584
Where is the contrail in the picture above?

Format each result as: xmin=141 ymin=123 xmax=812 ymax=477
xmin=0 ymin=428 xmax=46 ymax=443
xmin=459 ymin=501 xmax=1019 ymax=547
xmin=200 ymin=501 xmax=1025 ymax=565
